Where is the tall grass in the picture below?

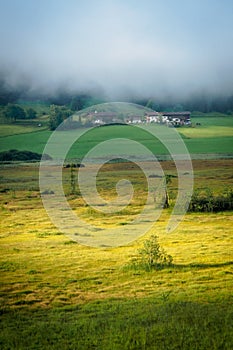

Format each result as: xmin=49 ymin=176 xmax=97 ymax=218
xmin=1 ymin=299 xmax=232 ymax=349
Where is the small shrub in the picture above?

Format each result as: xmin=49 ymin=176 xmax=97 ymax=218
xmin=129 ymin=235 xmax=173 ymax=271
xmin=41 ymin=189 xmax=54 ymax=195
xmin=0 ymin=261 xmax=19 ymax=272
xmin=0 ymin=149 xmax=52 ymax=162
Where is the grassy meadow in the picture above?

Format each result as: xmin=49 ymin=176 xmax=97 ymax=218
xmin=0 ymin=158 xmax=233 ymax=349
xmin=0 ymin=113 xmax=233 ymax=349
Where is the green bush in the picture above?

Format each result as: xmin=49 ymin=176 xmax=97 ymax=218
xmin=129 ymin=234 xmax=173 ymax=271
xmin=188 ymin=188 xmax=233 ymax=212
xmin=0 ymin=149 xmax=52 ymax=162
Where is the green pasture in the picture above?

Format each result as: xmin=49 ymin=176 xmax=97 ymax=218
xmin=0 ymin=123 xmax=47 ymax=137
xmin=180 ymin=116 xmax=233 ymax=138
xmin=0 ymin=102 xmax=49 ymax=137
xmin=1 ymin=117 xmax=233 ymax=159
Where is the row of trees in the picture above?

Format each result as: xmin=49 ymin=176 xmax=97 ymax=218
xmin=0 ymin=81 xmax=105 ymax=111
xmin=133 ymin=94 xmax=233 ymax=114
xmin=41 ymin=93 xmax=233 ymax=114
xmin=48 ymin=104 xmax=98 ymax=130
xmin=1 ymin=103 xmax=37 ymax=121
xmin=1 ymin=77 xmax=233 ymax=114
xmin=1 ymin=102 xmax=88 ymax=129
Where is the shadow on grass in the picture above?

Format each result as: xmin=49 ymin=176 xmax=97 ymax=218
xmin=124 ymin=260 xmax=233 ymax=273
xmin=172 ymin=261 xmax=233 ymax=270
xmin=0 ymin=298 xmax=233 ymax=349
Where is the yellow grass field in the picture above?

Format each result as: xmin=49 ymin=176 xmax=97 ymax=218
xmin=1 ymin=160 xmax=232 ymax=308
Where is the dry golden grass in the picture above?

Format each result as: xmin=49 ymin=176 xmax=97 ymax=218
xmin=0 ymin=160 xmax=233 ymax=310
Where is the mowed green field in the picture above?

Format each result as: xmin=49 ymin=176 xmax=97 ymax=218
xmin=0 ymin=159 xmax=233 ymax=349
xmin=0 ymin=115 xmax=233 ymax=159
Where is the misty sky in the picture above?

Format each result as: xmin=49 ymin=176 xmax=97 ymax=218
xmin=1 ymin=0 xmax=233 ymax=98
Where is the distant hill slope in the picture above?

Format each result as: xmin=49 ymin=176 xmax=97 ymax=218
xmin=73 ymin=102 xmax=154 ymax=118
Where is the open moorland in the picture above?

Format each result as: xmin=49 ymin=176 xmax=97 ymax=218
xmin=0 ymin=114 xmax=233 ymax=349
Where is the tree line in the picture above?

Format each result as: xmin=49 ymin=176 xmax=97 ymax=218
xmin=0 ymin=103 xmax=37 ymax=121
xmin=1 ymin=79 xmax=233 ymax=114
xmin=135 ymin=94 xmax=233 ymax=114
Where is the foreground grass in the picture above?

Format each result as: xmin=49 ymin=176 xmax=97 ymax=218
xmin=0 ymin=160 xmax=233 ymax=348
xmin=1 ymin=299 xmax=232 ymax=349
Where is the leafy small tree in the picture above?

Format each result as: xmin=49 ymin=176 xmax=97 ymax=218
xmin=130 ymin=235 xmax=173 ymax=271
xmin=70 ymin=164 xmax=78 ymax=195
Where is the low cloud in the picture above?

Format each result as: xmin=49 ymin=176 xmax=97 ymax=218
xmin=1 ymin=0 xmax=233 ymax=99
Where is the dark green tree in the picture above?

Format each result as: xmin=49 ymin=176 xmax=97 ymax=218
xmin=26 ymin=108 xmax=37 ymax=119
xmin=173 ymin=103 xmax=184 ymax=112
xmin=5 ymin=104 xmax=26 ymax=121
xmin=70 ymin=95 xmax=88 ymax=111
xmin=49 ymin=105 xmax=72 ymax=130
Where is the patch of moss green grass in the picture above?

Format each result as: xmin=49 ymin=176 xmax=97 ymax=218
xmin=1 ymin=299 xmax=232 ymax=349
xmin=0 ymin=124 xmax=47 ymax=137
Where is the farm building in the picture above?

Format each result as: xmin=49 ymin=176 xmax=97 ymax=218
xmin=145 ymin=112 xmax=160 ymax=123
xmin=162 ymin=112 xmax=191 ymax=121
xmin=87 ymin=109 xmax=191 ymax=127
xmin=88 ymin=112 xmax=121 ymax=125
xmin=144 ymin=111 xmax=191 ymax=126
xmin=162 ymin=112 xmax=191 ymax=127
xmin=127 ymin=115 xmax=144 ymax=124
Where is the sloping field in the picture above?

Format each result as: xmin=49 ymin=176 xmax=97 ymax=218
xmin=0 ymin=123 xmax=47 ymax=137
